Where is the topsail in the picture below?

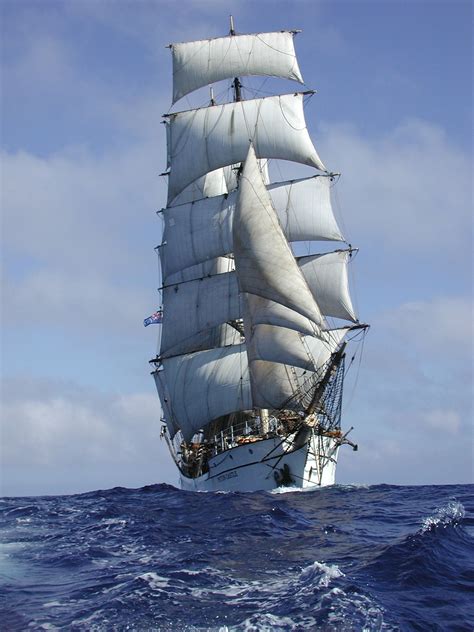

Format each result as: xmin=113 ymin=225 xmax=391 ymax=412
xmin=166 ymin=94 xmax=326 ymax=203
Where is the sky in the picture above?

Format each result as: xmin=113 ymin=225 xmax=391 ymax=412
xmin=1 ymin=0 xmax=472 ymax=496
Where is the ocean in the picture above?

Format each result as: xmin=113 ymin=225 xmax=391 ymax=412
xmin=1 ymin=483 xmax=472 ymax=631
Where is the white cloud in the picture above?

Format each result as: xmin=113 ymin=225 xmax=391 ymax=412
xmin=1 ymin=378 xmax=177 ymax=496
xmin=2 ymin=142 xmax=163 ymax=268
xmin=336 ymin=294 xmax=473 ymax=484
xmin=379 ymin=296 xmax=473 ymax=357
xmin=318 ymin=118 xmax=472 ymax=257
xmin=2 ymin=267 xmax=151 ymax=332
xmin=418 ymin=409 xmax=461 ymax=434
xmin=1 ymin=137 xmax=167 ymax=333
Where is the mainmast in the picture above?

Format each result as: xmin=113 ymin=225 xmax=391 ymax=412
xmin=229 ymin=16 xmax=242 ymax=102
xmin=228 ymin=15 xmax=268 ymax=429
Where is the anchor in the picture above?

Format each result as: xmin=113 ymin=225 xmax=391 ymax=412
xmin=274 ymin=463 xmax=294 ymax=487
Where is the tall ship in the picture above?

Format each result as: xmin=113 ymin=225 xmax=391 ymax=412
xmin=149 ymin=20 xmax=368 ymax=492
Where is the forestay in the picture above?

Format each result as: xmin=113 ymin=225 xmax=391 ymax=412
xmin=161 ymin=175 xmax=344 ymax=280
xmin=166 ymin=94 xmax=326 ymax=202
xmin=171 ymin=31 xmax=304 ymax=104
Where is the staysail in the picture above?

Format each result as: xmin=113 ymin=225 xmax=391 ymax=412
xmin=247 ymin=328 xmax=348 ymax=410
xmin=233 ymin=144 xmax=323 ymax=328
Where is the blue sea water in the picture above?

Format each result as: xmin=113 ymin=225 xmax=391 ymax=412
xmin=0 ymin=484 xmax=473 ymax=631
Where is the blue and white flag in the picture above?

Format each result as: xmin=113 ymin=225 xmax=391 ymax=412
xmin=144 ymin=310 xmax=163 ymax=327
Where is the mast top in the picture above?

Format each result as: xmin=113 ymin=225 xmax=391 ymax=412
xmin=229 ymin=15 xmax=235 ymax=35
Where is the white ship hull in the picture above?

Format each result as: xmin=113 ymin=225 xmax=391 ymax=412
xmin=179 ymin=431 xmax=339 ymax=493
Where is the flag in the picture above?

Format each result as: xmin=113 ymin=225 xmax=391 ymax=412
xmin=144 ymin=310 xmax=163 ymax=327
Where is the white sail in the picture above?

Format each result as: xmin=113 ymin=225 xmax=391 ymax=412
xmin=171 ymin=31 xmax=304 ymax=104
xmin=268 ymin=175 xmax=343 ymax=242
xmin=161 ymin=195 xmax=234 ymax=282
xmin=164 ymin=256 xmax=234 ymax=285
xmin=244 ymin=293 xmax=317 ymax=337
xmin=258 ymin=159 xmax=270 ymax=185
xmin=161 ymin=276 xmax=321 ymax=358
xmin=299 ymin=251 xmax=357 ymax=322
xmin=153 ymin=369 xmax=180 ymax=435
xmin=161 ymin=174 xmax=343 ymax=280
xmin=170 ymin=165 xmax=236 ymax=206
xmin=246 ymin=324 xmax=321 ymax=372
xmin=167 ymin=94 xmax=326 ymax=202
xmin=248 ymin=361 xmax=301 ymax=410
xmin=159 ymin=325 xmax=348 ymax=441
xmin=160 ymin=344 xmax=252 ymax=441
xmin=160 ymin=248 xmax=356 ymax=356
xmin=248 ymin=328 xmax=348 ymax=409
xmin=161 ymin=324 xmax=241 ymax=359
xmin=234 ymin=144 xmax=323 ymax=328
xmin=160 ymin=271 xmax=241 ymax=357
xmin=250 ymin=327 xmax=348 ymax=374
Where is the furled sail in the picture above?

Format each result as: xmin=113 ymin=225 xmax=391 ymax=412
xmin=161 ymin=174 xmax=343 ymax=280
xmin=233 ymin=144 xmax=323 ymax=328
xmin=166 ymin=94 xmax=326 ymax=202
xmin=171 ymin=31 xmax=304 ymax=104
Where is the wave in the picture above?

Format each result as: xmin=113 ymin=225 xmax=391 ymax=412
xmin=359 ymin=499 xmax=473 ymax=629
xmin=1 ymin=483 xmax=472 ymax=631
xmin=420 ymin=499 xmax=465 ymax=533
